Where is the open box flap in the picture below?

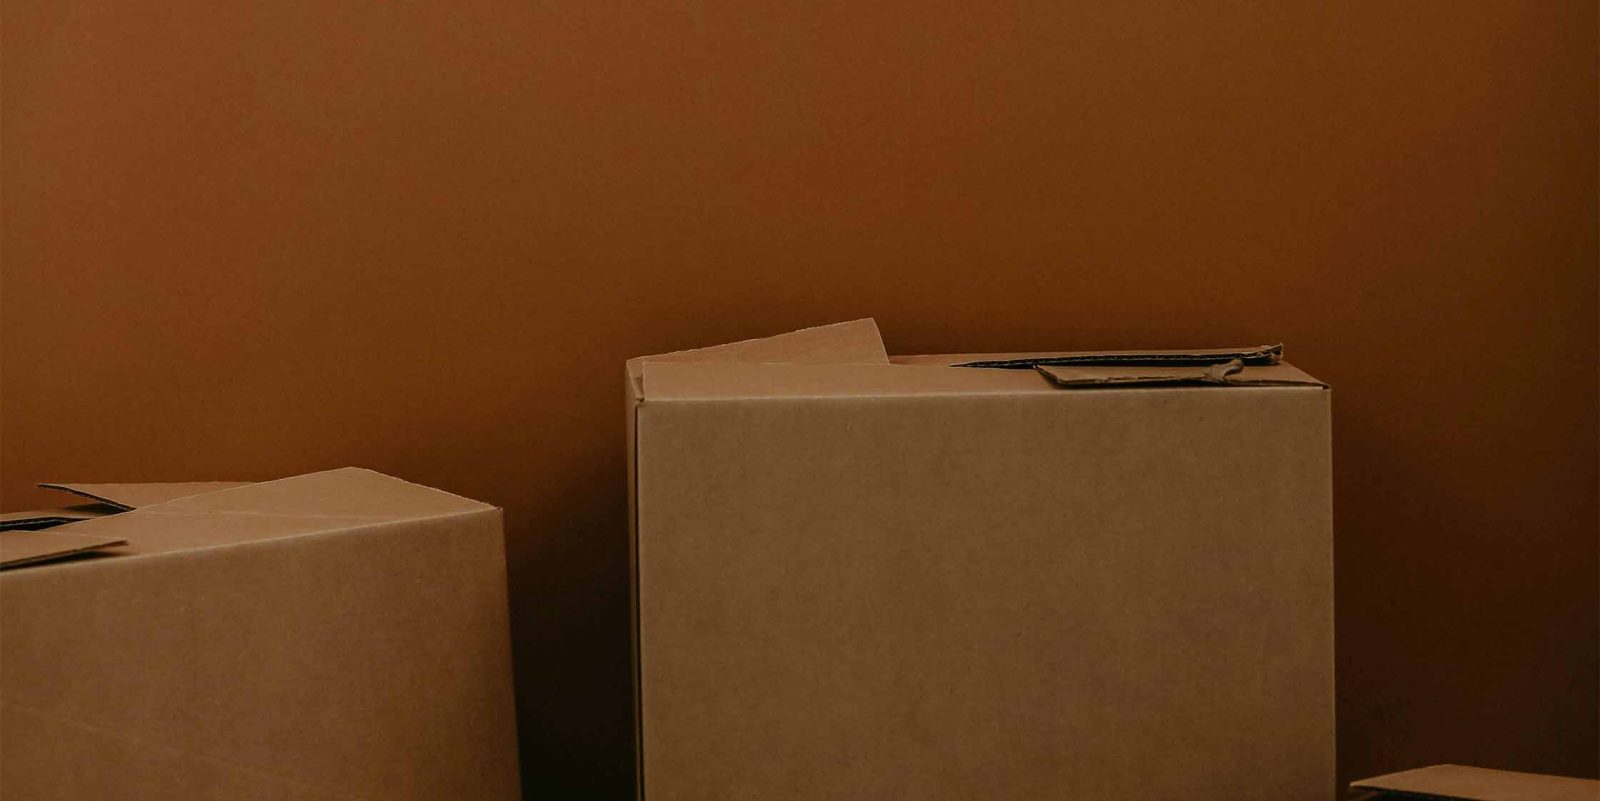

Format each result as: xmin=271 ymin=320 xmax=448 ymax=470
xmin=0 ymin=529 xmax=127 ymax=569
xmin=1 ymin=482 xmax=253 ymax=568
xmin=641 ymin=358 xmax=1324 ymax=401
xmin=3 ymin=468 xmax=494 ymax=567
xmin=629 ymin=319 xmax=888 ymax=398
xmin=642 ymin=361 xmax=1056 ymax=401
xmin=0 ymin=505 xmax=119 ymax=532
xmin=953 ymin=343 xmax=1284 ymax=369
xmin=37 ymin=481 xmax=255 ymax=511
xmin=1351 ymin=765 xmax=1599 ymax=801
xmin=1037 ymin=360 xmax=1325 ymax=388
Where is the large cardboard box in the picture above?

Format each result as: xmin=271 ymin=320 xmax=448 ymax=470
xmin=627 ymin=320 xmax=1333 ymax=800
xmin=0 ymin=468 xmax=521 ymax=800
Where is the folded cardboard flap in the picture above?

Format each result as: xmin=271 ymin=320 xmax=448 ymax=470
xmin=632 ymin=325 xmax=1325 ymax=400
xmin=37 ymin=480 xmax=254 ymax=511
xmin=0 ymin=470 xmax=477 ymax=570
xmin=628 ymin=318 xmax=890 ymax=397
xmin=1038 ymin=360 xmax=1327 ymax=389
xmin=641 ymin=360 xmax=1058 ymax=401
xmin=0 ymin=504 xmax=119 ymax=532
xmin=0 ymin=481 xmax=256 ymax=568
xmin=22 ymin=468 xmax=493 ymax=560
xmin=0 ymin=529 xmax=128 ymax=568
xmin=955 ymin=343 xmax=1284 ymax=369
xmin=1350 ymin=765 xmax=1600 ymax=801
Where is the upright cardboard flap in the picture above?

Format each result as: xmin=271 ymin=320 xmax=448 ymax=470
xmin=38 ymin=481 xmax=254 ymax=511
xmin=628 ymin=319 xmax=890 ymax=397
xmin=1350 ymin=765 xmax=1600 ymax=801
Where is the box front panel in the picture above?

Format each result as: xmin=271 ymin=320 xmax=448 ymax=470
xmin=637 ymin=388 xmax=1332 ymax=800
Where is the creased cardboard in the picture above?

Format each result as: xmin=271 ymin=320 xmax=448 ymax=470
xmin=628 ymin=320 xmax=1333 ymax=801
xmin=36 ymin=480 xmax=254 ymax=511
xmin=0 ymin=482 xmax=257 ymax=566
xmin=0 ymin=468 xmax=521 ymax=801
xmin=1350 ymin=765 xmax=1600 ymax=801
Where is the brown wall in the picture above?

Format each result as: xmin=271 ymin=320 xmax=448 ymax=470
xmin=3 ymin=1 xmax=1595 ymax=796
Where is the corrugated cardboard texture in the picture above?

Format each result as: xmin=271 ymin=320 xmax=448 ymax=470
xmin=3 ymin=2 xmax=1595 ymax=793
xmin=632 ymin=337 xmax=1333 ymax=799
xmin=0 ymin=469 xmax=521 ymax=800
xmin=1351 ymin=765 xmax=1600 ymax=801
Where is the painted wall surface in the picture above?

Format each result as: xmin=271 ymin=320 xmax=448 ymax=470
xmin=3 ymin=1 xmax=1595 ymax=796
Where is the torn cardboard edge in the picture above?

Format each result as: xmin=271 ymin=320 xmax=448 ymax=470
xmin=1350 ymin=764 xmax=1599 ymax=801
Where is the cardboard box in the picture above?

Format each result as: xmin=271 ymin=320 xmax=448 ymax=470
xmin=1350 ymin=765 xmax=1599 ymax=801
xmin=627 ymin=320 xmax=1333 ymax=800
xmin=0 ymin=468 xmax=521 ymax=800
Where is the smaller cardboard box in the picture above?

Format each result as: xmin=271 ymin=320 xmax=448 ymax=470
xmin=1350 ymin=765 xmax=1599 ymax=801
xmin=0 ymin=468 xmax=521 ymax=801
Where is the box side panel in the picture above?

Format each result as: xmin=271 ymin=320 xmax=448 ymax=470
xmin=627 ymin=382 xmax=645 ymax=801
xmin=0 ymin=509 xmax=520 ymax=801
xmin=636 ymin=389 xmax=1333 ymax=801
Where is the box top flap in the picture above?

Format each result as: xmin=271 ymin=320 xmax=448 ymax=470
xmin=628 ymin=319 xmax=889 ymax=397
xmin=1350 ymin=765 xmax=1599 ymax=801
xmin=951 ymin=344 xmax=1284 ymax=369
xmin=634 ymin=331 xmax=1326 ymax=399
xmin=0 ymin=528 xmax=128 ymax=568
xmin=37 ymin=481 xmax=255 ymax=511
xmin=0 ymin=505 xmax=117 ymax=531
xmin=4 ymin=468 xmax=493 ymax=567
xmin=644 ymin=361 xmax=1065 ymax=400
xmin=1037 ymin=361 xmax=1326 ymax=388
xmin=643 ymin=358 xmax=1324 ymax=401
